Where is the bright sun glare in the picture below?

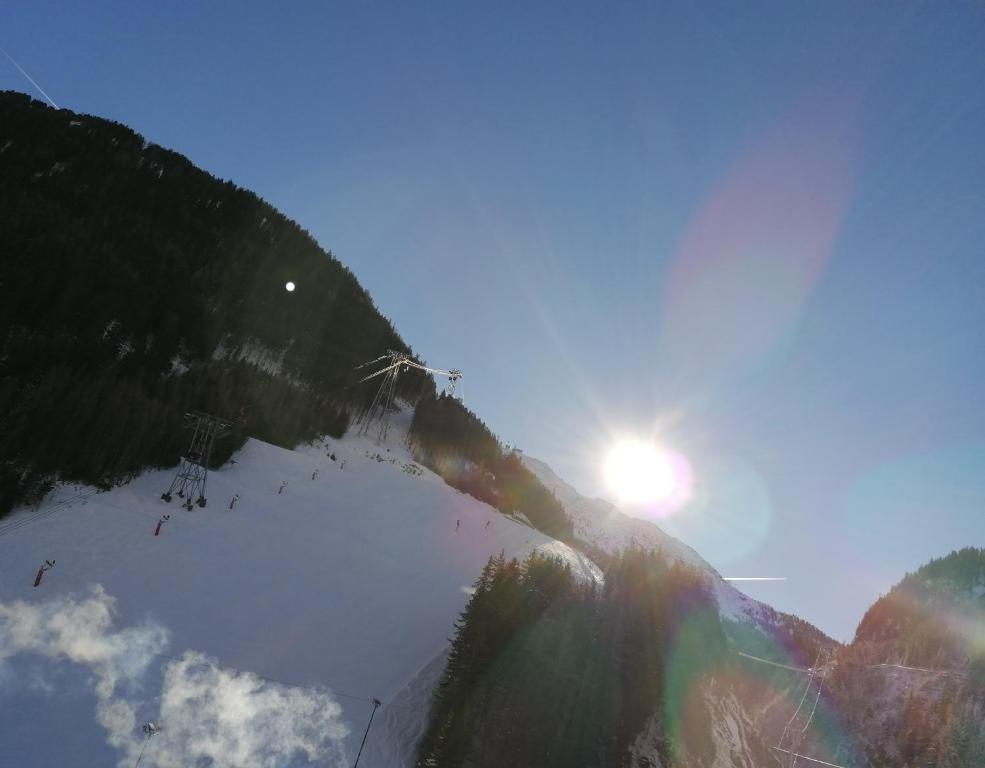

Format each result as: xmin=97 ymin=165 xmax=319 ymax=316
xmin=604 ymin=439 xmax=689 ymax=508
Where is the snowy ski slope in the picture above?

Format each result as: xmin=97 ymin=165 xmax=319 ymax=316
xmin=0 ymin=414 xmax=600 ymax=768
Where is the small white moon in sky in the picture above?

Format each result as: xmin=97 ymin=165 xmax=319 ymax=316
xmin=285 ymin=281 xmax=296 ymax=292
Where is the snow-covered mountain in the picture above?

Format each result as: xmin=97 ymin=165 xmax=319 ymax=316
xmin=0 ymin=413 xmax=599 ymax=768
xmin=520 ymin=455 xmax=709 ymax=568
xmin=521 ymin=453 xmax=832 ymax=654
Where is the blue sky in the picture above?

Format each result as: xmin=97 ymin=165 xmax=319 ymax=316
xmin=3 ymin=1 xmax=983 ymax=640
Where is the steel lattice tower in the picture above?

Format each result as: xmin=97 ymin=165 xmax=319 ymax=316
xmin=357 ymin=351 xmax=404 ymax=444
xmin=353 ymin=351 xmax=463 ymax=445
xmin=161 ymin=411 xmax=233 ymax=510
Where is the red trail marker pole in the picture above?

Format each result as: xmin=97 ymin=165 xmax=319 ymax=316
xmin=32 ymin=559 xmax=55 ymax=587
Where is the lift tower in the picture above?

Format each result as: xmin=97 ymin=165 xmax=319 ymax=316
xmin=161 ymin=411 xmax=233 ymax=510
xmin=354 ymin=351 xmax=463 ymax=444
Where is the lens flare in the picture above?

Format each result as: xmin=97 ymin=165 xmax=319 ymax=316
xmin=604 ymin=439 xmax=692 ymax=513
xmin=661 ymin=455 xmax=772 ymax=566
xmin=656 ymin=91 xmax=859 ymax=395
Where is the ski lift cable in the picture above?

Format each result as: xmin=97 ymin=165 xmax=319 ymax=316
xmin=400 ymin=359 xmax=461 ymax=378
xmin=353 ymin=354 xmax=392 ymax=371
xmin=0 ymin=488 xmax=102 ymax=539
xmin=352 ymin=351 xmax=462 ymax=382
xmin=351 ymin=360 xmax=404 ymax=386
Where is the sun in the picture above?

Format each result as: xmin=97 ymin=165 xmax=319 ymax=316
xmin=604 ymin=438 xmax=689 ymax=507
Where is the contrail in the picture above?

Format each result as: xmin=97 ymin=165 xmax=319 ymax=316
xmin=723 ymin=577 xmax=787 ymax=581
xmin=0 ymin=45 xmax=59 ymax=108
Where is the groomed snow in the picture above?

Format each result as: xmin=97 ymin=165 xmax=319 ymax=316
xmin=0 ymin=415 xmax=600 ymax=768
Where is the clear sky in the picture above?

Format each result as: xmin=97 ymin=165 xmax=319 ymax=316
xmin=3 ymin=1 xmax=983 ymax=641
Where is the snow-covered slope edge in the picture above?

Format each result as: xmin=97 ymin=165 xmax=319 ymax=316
xmin=0 ymin=418 xmax=600 ymax=768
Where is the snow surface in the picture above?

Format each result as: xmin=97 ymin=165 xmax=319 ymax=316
xmin=0 ymin=413 xmax=599 ymax=768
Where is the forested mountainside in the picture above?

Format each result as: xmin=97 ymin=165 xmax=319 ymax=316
xmin=414 ymin=548 xmax=773 ymax=768
xmin=0 ymin=90 xmax=426 ymax=513
xmin=728 ymin=547 xmax=985 ymax=768
xmin=824 ymin=547 xmax=985 ymax=768
xmin=851 ymin=546 xmax=985 ymax=669
xmin=0 ymin=92 xmax=570 ymax=537
xmin=414 ymin=546 xmax=985 ymax=768
xmin=410 ymin=395 xmax=573 ymax=540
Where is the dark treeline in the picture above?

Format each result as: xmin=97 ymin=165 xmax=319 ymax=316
xmin=0 ymin=91 xmax=432 ymax=514
xmin=410 ymin=393 xmax=573 ymax=541
xmin=415 ymin=548 xmax=730 ymax=768
xmin=0 ymin=361 xmax=350 ymax=510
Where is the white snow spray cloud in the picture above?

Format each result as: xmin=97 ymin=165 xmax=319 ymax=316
xmin=0 ymin=584 xmax=167 ymax=761
xmin=149 ymin=651 xmax=350 ymax=768
xmin=0 ymin=586 xmax=350 ymax=768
